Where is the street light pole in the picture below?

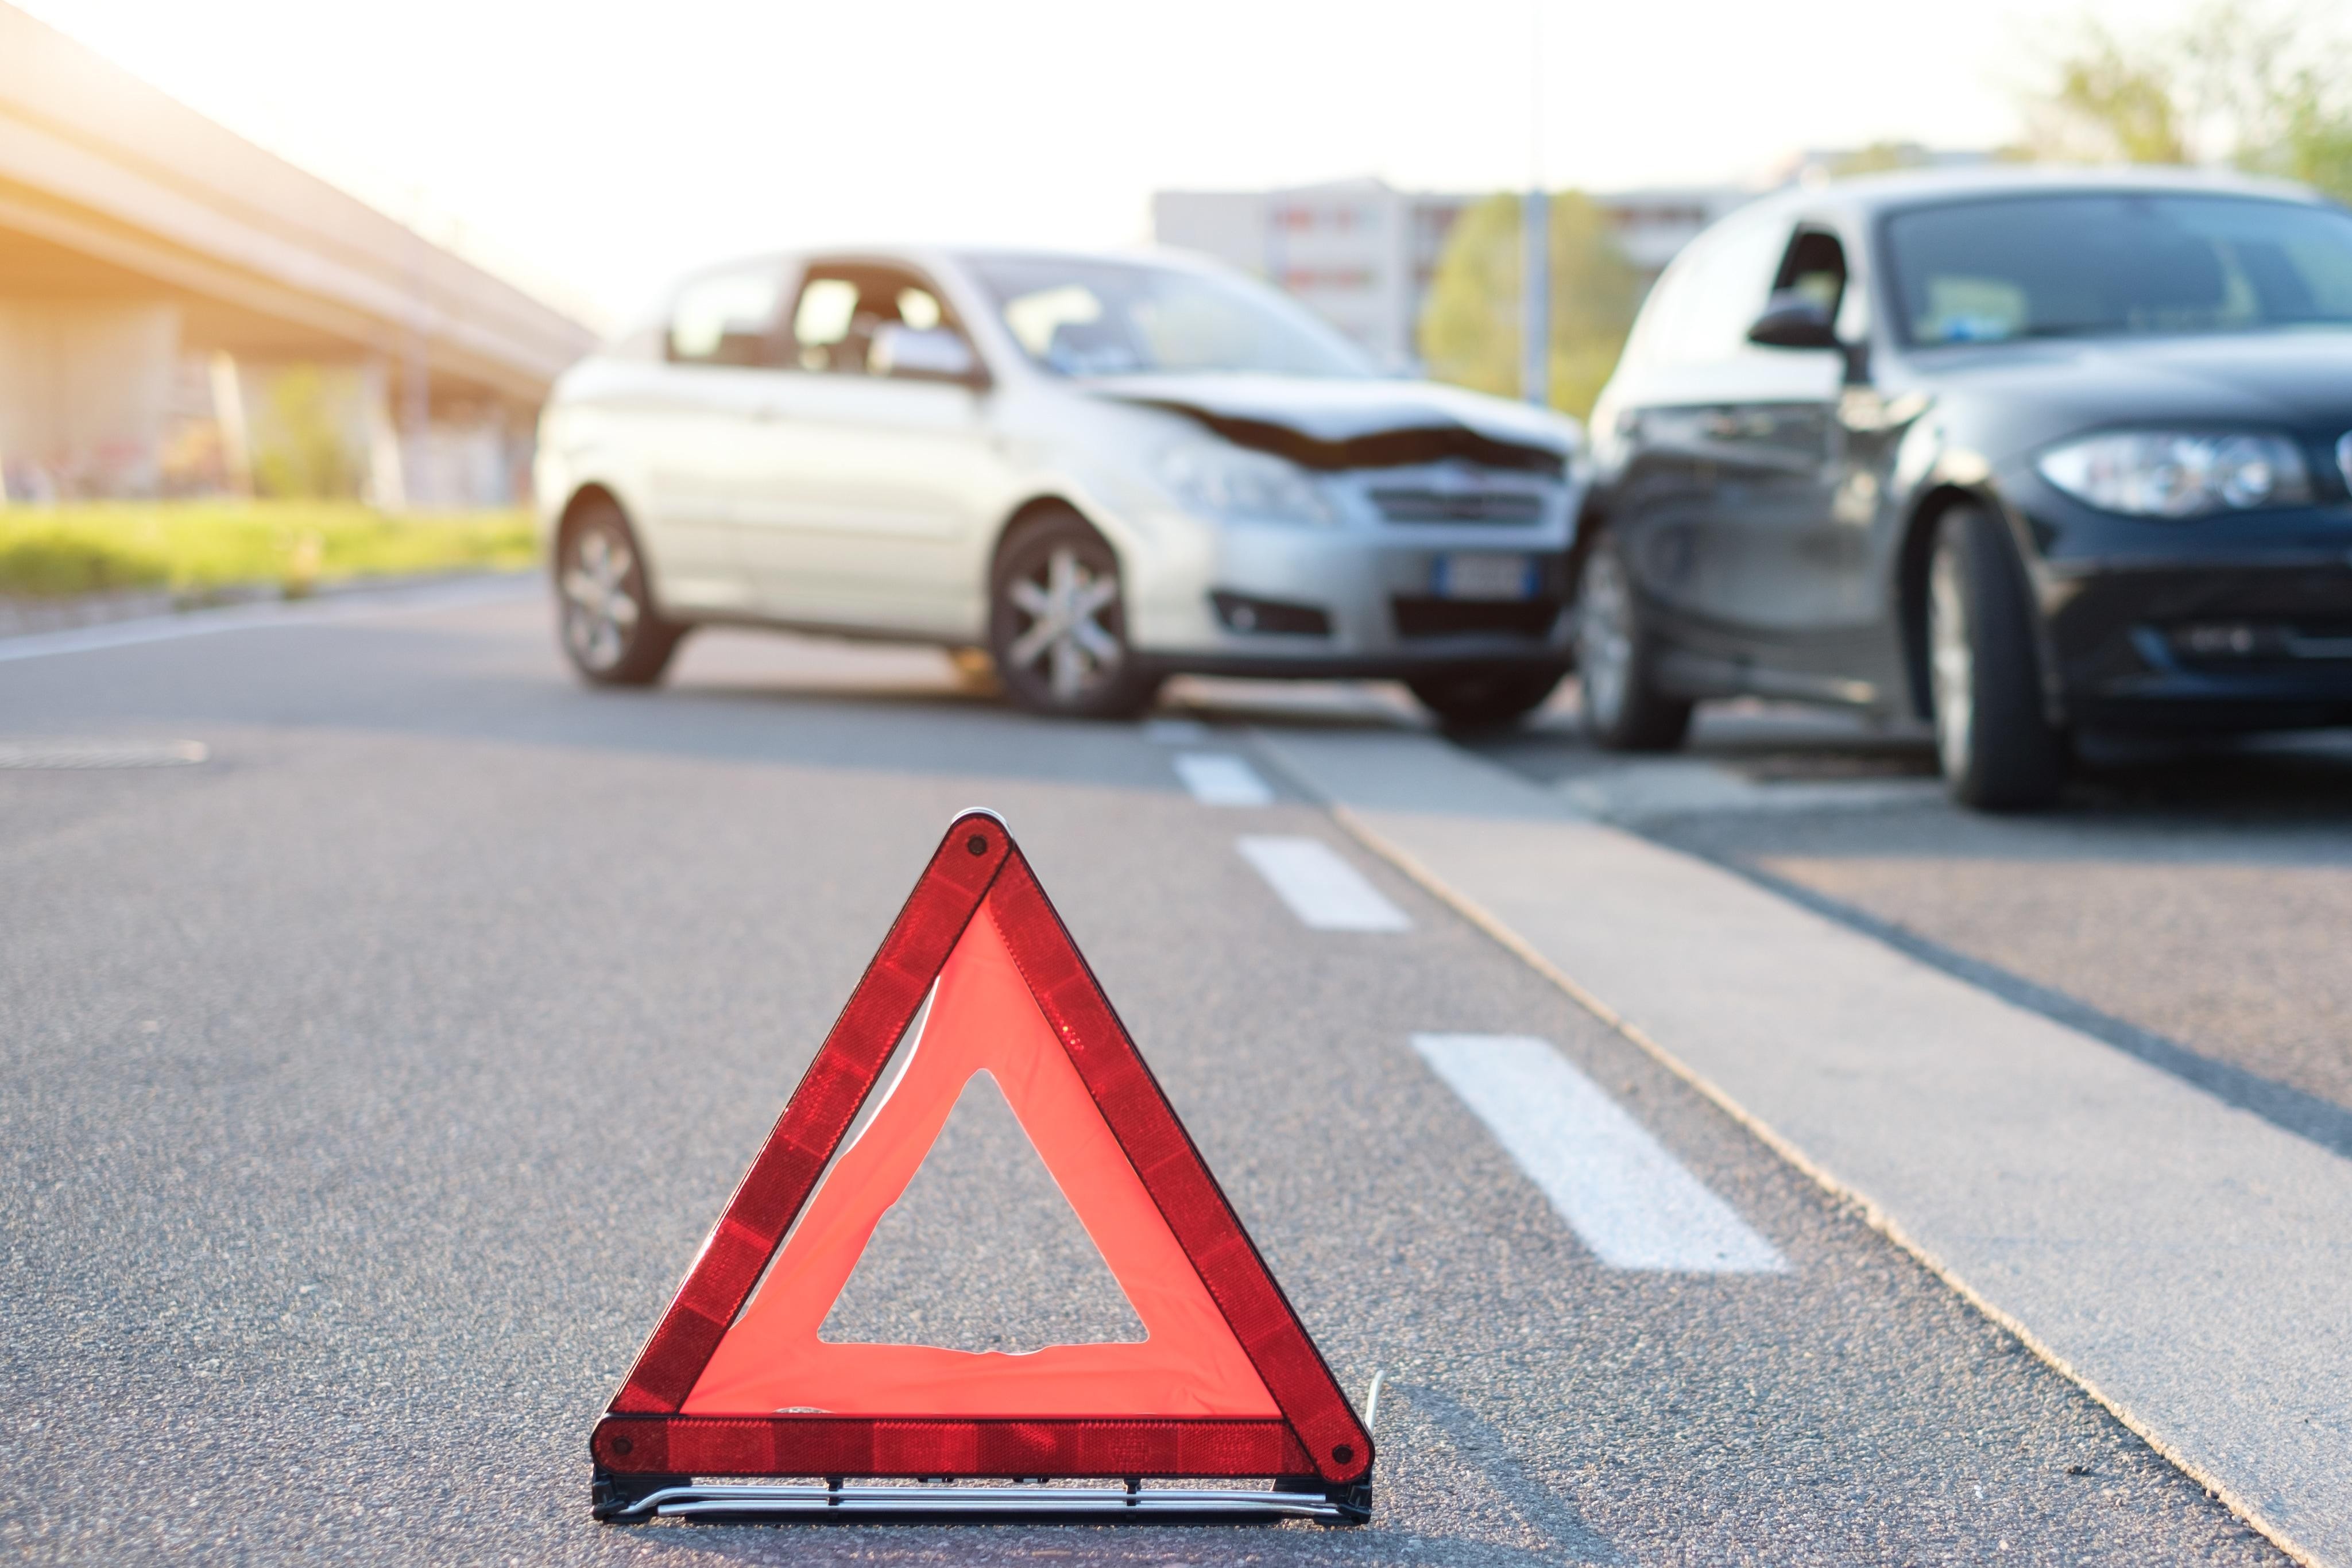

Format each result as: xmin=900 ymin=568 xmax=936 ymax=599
xmin=1523 ymin=1 xmax=1549 ymax=409
xmin=1524 ymin=188 xmax=1549 ymax=409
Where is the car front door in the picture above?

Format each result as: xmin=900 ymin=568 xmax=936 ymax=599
xmin=1604 ymin=213 xmax=1824 ymax=690
xmin=732 ymin=260 xmax=1001 ymax=637
xmin=1636 ymin=215 xmax=1882 ymax=700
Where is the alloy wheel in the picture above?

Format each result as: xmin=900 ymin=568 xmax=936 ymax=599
xmin=1577 ymin=547 xmax=1635 ymax=728
xmin=562 ymin=523 xmax=642 ymax=674
xmin=1928 ymin=541 xmax=1975 ymax=779
xmin=1005 ymin=545 xmax=1123 ymax=702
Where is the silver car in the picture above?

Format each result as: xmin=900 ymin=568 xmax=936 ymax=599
xmin=536 ymin=246 xmax=1585 ymax=726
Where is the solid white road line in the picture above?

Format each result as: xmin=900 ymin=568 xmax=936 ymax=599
xmin=1236 ymin=835 xmax=1411 ymax=932
xmin=1413 ymin=1033 xmax=1788 ymax=1273
xmin=1173 ymin=752 xmax=1274 ymax=807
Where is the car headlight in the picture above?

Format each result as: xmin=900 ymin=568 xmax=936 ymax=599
xmin=1157 ymin=443 xmax=1334 ymax=526
xmin=2035 ymin=431 xmax=2313 ymax=518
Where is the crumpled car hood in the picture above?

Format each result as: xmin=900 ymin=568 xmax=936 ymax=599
xmin=1085 ymin=372 xmax=1576 ymax=474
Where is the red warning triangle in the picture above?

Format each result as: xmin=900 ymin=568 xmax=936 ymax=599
xmin=593 ymin=811 xmax=1371 ymax=1495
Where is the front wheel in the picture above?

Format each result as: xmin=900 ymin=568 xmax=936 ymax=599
xmin=1409 ymin=667 xmax=1564 ymax=731
xmin=557 ymin=501 xmax=685 ymax=687
xmin=987 ymin=511 xmax=1161 ymax=719
xmin=1575 ymin=530 xmax=1692 ymax=751
xmin=1927 ymin=505 xmax=2069 ymax=810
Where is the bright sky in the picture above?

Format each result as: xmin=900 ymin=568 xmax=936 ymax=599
xmin=23 ymin=0 xmax=2207 ymax=327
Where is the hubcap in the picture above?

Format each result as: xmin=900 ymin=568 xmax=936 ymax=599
xmin=1928 ymin=543 xmax=1974 ymax=777
xmin=1006 ymin=546 xmax=1122 ymax=701
xmin=1577 ymin=548 xmax=1634 ymax=727
xmin=562 ymin=525 xmax=641 ymax=672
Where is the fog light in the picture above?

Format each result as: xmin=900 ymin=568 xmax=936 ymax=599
xmin=1210 ymin=591 xmax=1331 ymax=637
xmin=2173 ymin=622 xmax=2288 ymax=657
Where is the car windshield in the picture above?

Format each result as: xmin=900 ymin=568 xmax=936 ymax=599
xmin=964 ymin=255 xmax=1375 ymax=378
xmin=1885 ymin=193 xmax=2352 ymax=346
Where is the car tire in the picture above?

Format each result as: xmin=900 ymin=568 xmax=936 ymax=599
xmin=1409 ymin=667 xmax=1564 ymax=731
xmin=988 ymin=509 xmax=1161 ymax=719
xmin=556 ymin=499 xmax=685 ymax=687
xmin=1575 ymin=529 xmax=1692 ymax=752
xmin=1927 ymin=504 xmax=2069 ymax=810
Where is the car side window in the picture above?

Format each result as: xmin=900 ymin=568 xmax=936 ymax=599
xmin=790 ymin=264 xmax=965 ymax=375
xmin=667 ymin=267 xmax=788 ymax=366
xmin=1653 ymin=218 xmax=1797 ymax=367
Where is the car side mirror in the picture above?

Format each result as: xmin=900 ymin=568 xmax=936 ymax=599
xmin=869 ymin=323 xmax=985 ymax=386
xmin=1746 ymin=291 xmax=1842 ymax=351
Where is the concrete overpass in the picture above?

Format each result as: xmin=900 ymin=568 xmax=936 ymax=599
xmin=0 ymin=2 xmax=599 ymax=502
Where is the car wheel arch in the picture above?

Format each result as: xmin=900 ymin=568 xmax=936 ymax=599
xmin=1568 ymin=500 xmax=1610 ymax=583
xmin=988 ymin=494 xmax=1128 ymax=582
xmin=1896 ymin=485 xmax=2065 ymax=728
xmin=556 ymin=485 xmax=669 ymax=619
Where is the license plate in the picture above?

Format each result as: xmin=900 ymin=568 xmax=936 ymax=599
xmin=1431 ymin=553 xmax=1538 ymax=601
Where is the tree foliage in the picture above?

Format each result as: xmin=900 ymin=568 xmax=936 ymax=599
xmin=1418 ymin=191 xmax=1645 ymax=421
xmin=252 ymin=367 xmax=356 ymax=500
xmin=2026 ymin=1 xmax=2352 ymax=202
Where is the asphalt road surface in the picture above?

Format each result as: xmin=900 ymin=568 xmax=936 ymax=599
xmin=1 ymin=583 xmax=2322 ymax=1565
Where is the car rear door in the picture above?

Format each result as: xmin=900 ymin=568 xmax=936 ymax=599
xmin=731 ymin=258 xmax=1001 ymax=637
xmin=630 ymin=261 xmax=796 ymax=616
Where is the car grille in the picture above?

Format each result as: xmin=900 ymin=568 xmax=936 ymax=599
xmin=1369 ymin=487 xmax=1546 ymax=525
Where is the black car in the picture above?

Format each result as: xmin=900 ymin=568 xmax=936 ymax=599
xmin=1579 ymin=167 xmax=2352 ymax=807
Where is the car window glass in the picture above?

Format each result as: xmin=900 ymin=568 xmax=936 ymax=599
xmin=896 ymin=288 xmax=942 ymax=330
xmin=1886 ymin=194 xmax=2352 ymax=344
xmin=790 ymin=266 xmax=962 ymax=375
xmin=668 ymin=268 xmax=786 ymax=365
xmin=792 ymin=279 xmax=860 ymax=357
xmin=1001 ymin=284 xmax=1104 ymax=360
xmin=1654 ymin=218 xmax=1793 ymax=366
xmin=967 ymin=255 xmax=1374 ymax=378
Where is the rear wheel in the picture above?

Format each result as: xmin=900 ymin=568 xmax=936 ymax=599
xmin=988 ymin=510 xmax=1161 ymax=719
xmin=1927 ymin=504 xmax=2068 ymax=810
xmin=1575 ymin=529 xmax=1692 ymax=751
xmin=557 ymin=500 xmax=685 ymax=687
xmin=1409 ymin=667 xmax=1564 ymax=731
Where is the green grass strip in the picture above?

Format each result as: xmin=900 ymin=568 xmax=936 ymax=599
xmin=0 ymin=502 xmax=539 ymax=599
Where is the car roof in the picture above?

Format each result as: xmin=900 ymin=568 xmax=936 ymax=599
xmin=1771 ymin=162 xmax=2336 ymax=223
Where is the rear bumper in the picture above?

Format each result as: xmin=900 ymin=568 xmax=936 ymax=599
xmin=2047 ymin=557 xmax=2352 ymax=730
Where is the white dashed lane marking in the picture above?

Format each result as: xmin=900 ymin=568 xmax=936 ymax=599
xmin=1411 ymin=1033 xmax=1787 ymax=1274
xmin=1236 ymin=835 xmax=1411 ymax=931
xmin=1173 ymin=752 xmax=1275 ymax=806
